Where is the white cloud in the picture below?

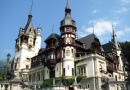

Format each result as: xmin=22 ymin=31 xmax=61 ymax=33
xmin=120 ymin=0 xmax=130 ymax=4
xmin=78 ymin=31 xmax=87 ymax=38
xmin=82 ymin=20 xmax=117 ymax=36
xmin=125 ymin=27 xmax=130 ymax=32
xmin=115 ymin=7 xmax=129 ymax=13
xmin=78 ymin=19 xmax=120 ymax=44
xmin=91 ymin=10 xmax=97 ymax=14
xmin=3 ymin=49 xmax=12 ymax=53
xmin=115 ymin=30 xmax=125 ymax=37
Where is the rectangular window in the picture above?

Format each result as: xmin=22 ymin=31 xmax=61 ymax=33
xmin=84 ymin=67 xmax=86 ymax=73
xmin=79 ymin=68 xmax=80 ymax=75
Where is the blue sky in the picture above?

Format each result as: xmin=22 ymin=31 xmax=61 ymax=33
xmin=0 ymin=0 xmax=130 ymax=60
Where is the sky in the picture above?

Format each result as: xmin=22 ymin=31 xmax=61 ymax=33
xmin=0 ymin=0 xmax=130 ymax=60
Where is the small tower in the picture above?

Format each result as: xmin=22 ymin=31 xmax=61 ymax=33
xmin=60 ymin=0 xmax=76 ymax=77
xmin=13 ymin=6 xmax=37 ymax=76
xmin=111 ymin=25 xmax=123 ymax=71
xmin=34 ymin=25 xmax=42 ymax=55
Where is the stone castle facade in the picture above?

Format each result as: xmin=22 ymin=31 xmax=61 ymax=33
xmin=11 ymin=1 xmax=130 ymax=90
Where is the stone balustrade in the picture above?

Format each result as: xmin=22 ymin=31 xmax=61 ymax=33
xmin=0 ymin=81 xmax=10 ymax=90
xmin=75 ymin=53 xmax=104 ymax=61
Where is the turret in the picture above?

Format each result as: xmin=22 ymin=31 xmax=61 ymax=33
xmin=111 ymin=25 xmax=123 ymax=71
xmin=34 ymin=26 xmax=42 ymax=55
xmin=13 ymin=6 xmax=36 ymax=77
xmin=60 ymin=0 xmax=76 ymax=77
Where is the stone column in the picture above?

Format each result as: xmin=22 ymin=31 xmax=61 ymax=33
xmin=0 ymin=84 xmax=1 ymax=89
xmin=10 ymin=77 xmax=23 ymax=90
xmin=83 ymin=66 xmax=84 ymax=76
xmin=124 ymin=84 xmax=127 ymax=90
xmin=40 ymin=72 xmax=41 ymax=81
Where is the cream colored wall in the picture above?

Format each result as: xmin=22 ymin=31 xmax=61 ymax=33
xmin=44 ymin=67 xmax=49 ymax=79
xmin=35 ymin=36 xmax=42 ymax=55
xmin=55 ymin=63 xmax=61 ymax=77
xmin=63 ymin=46 xmax=75 ymax=76
xmin=76 ymin=54 xmax=106 ymax=78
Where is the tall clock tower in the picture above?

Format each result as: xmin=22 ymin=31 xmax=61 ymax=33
xmin=60 ymin=0 xmax=76 ymax=77
xmin=13 ymin=7 xmax=42 ymax=77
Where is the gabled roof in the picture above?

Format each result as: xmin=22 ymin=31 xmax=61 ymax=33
xmin=44 ymin=33 xmax=60 ymax=42
xmin=102 ymin=41 xmax=115 ymax=52
xmin=79 ymin=33 xmax=99 ymax=50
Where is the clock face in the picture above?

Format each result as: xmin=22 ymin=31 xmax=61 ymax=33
xmin=30 ymin=39 xmax=32 ymax=42
xmin=66 ymin=50 xmax=70 ymax=56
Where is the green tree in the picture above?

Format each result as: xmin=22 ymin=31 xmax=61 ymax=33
xmin=120 ymin=41 xmax=130 ymax=65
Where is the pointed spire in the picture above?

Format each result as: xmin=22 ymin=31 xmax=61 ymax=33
xmin=65 ymin=0 xmax=71 ymax=16
xmin=29 ymin=0 xmax=33 ymax=16
xmin=24 ymin=0 xmax=34 ymax=34
xmin=111 ymin=24 xmax=119 ymax=50
xmin=52 ymin=23 xmax=54 ymax=33
xmin=66 ymin=0 xmax=70 ymax=9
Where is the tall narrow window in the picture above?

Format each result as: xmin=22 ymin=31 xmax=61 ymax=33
xmin=84 ymin=67 xmax=86 ymax=73
xmin=63 ymin=68 xmax=65 ymax=76
xmin=72 ymin=49 xmax=73 ymax=53
xmin=79 ymin=68 xmax=80 ymax=75
xmin=72 ymin=68 xmax=74 ymax=76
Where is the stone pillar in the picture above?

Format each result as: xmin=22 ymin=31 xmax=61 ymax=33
xmin=0 ymin=84 xmax=1 ymax=89
xmin=36 ymin=72 xmax=37 ymax=81
xmin=40 ymin=71 xmax=42 ymax=81
xmin=10 ymin=77 xmax=23 ymax=90
xmin=83 ymin=66 xmax=84 ymax=76
xmin=124 ymin=84 xmax=127 ymax=90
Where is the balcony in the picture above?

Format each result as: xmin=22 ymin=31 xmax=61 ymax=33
xmin=46 ymin=59 xmax=56 ymax=70
xmin=75 ymin=53 xmax=105 ymax=61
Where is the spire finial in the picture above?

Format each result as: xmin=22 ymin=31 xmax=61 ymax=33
xmin=112 ymin=23 xmax=115 ymax=37
xmin=66 ymin=0 xmax=70 ymax=9
xmin=29 ymin=0 xmax=33 ymax=15
xmin=52 ymin=23 xmax=54 ymax=33
xmin=92 ymin=24 xmax=94 ymax=34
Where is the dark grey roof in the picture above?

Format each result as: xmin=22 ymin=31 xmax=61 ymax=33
xmin=79 ymin=33 xmax=99 ymax=50
xmin=102 ymin=41 xmax=114 ymax=52
xmin=44 ymin=33 xmax=60 ymax=42
xmin=24 ymin=16 xmax=34 ymax=34
xmin=61 ymin=15 xmax=75 ymax=26
xmin=60 ymin=0 xmax=75 ymax=26
xmin=24 ymin=7 xmax=34 ymax=34
xmin=38 ymin=48 xmax=45 ymax=54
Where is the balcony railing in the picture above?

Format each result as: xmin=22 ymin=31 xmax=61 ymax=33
xmin=0 ymin=81 xmax=10 ymax=90
xmin=75 ymin=53 xmax=105 ymax=61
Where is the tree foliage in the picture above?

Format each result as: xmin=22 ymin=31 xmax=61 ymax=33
xmin=120 ymin=41 xmax=130 ymax=64
xmin=62 ymin=76 xmax=75 ymax=86
xmin=42 ymin=79 xmax=53 ymax=88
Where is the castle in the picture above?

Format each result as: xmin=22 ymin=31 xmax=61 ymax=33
xmin=12 ymin=1 xmax=130 ymax=90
